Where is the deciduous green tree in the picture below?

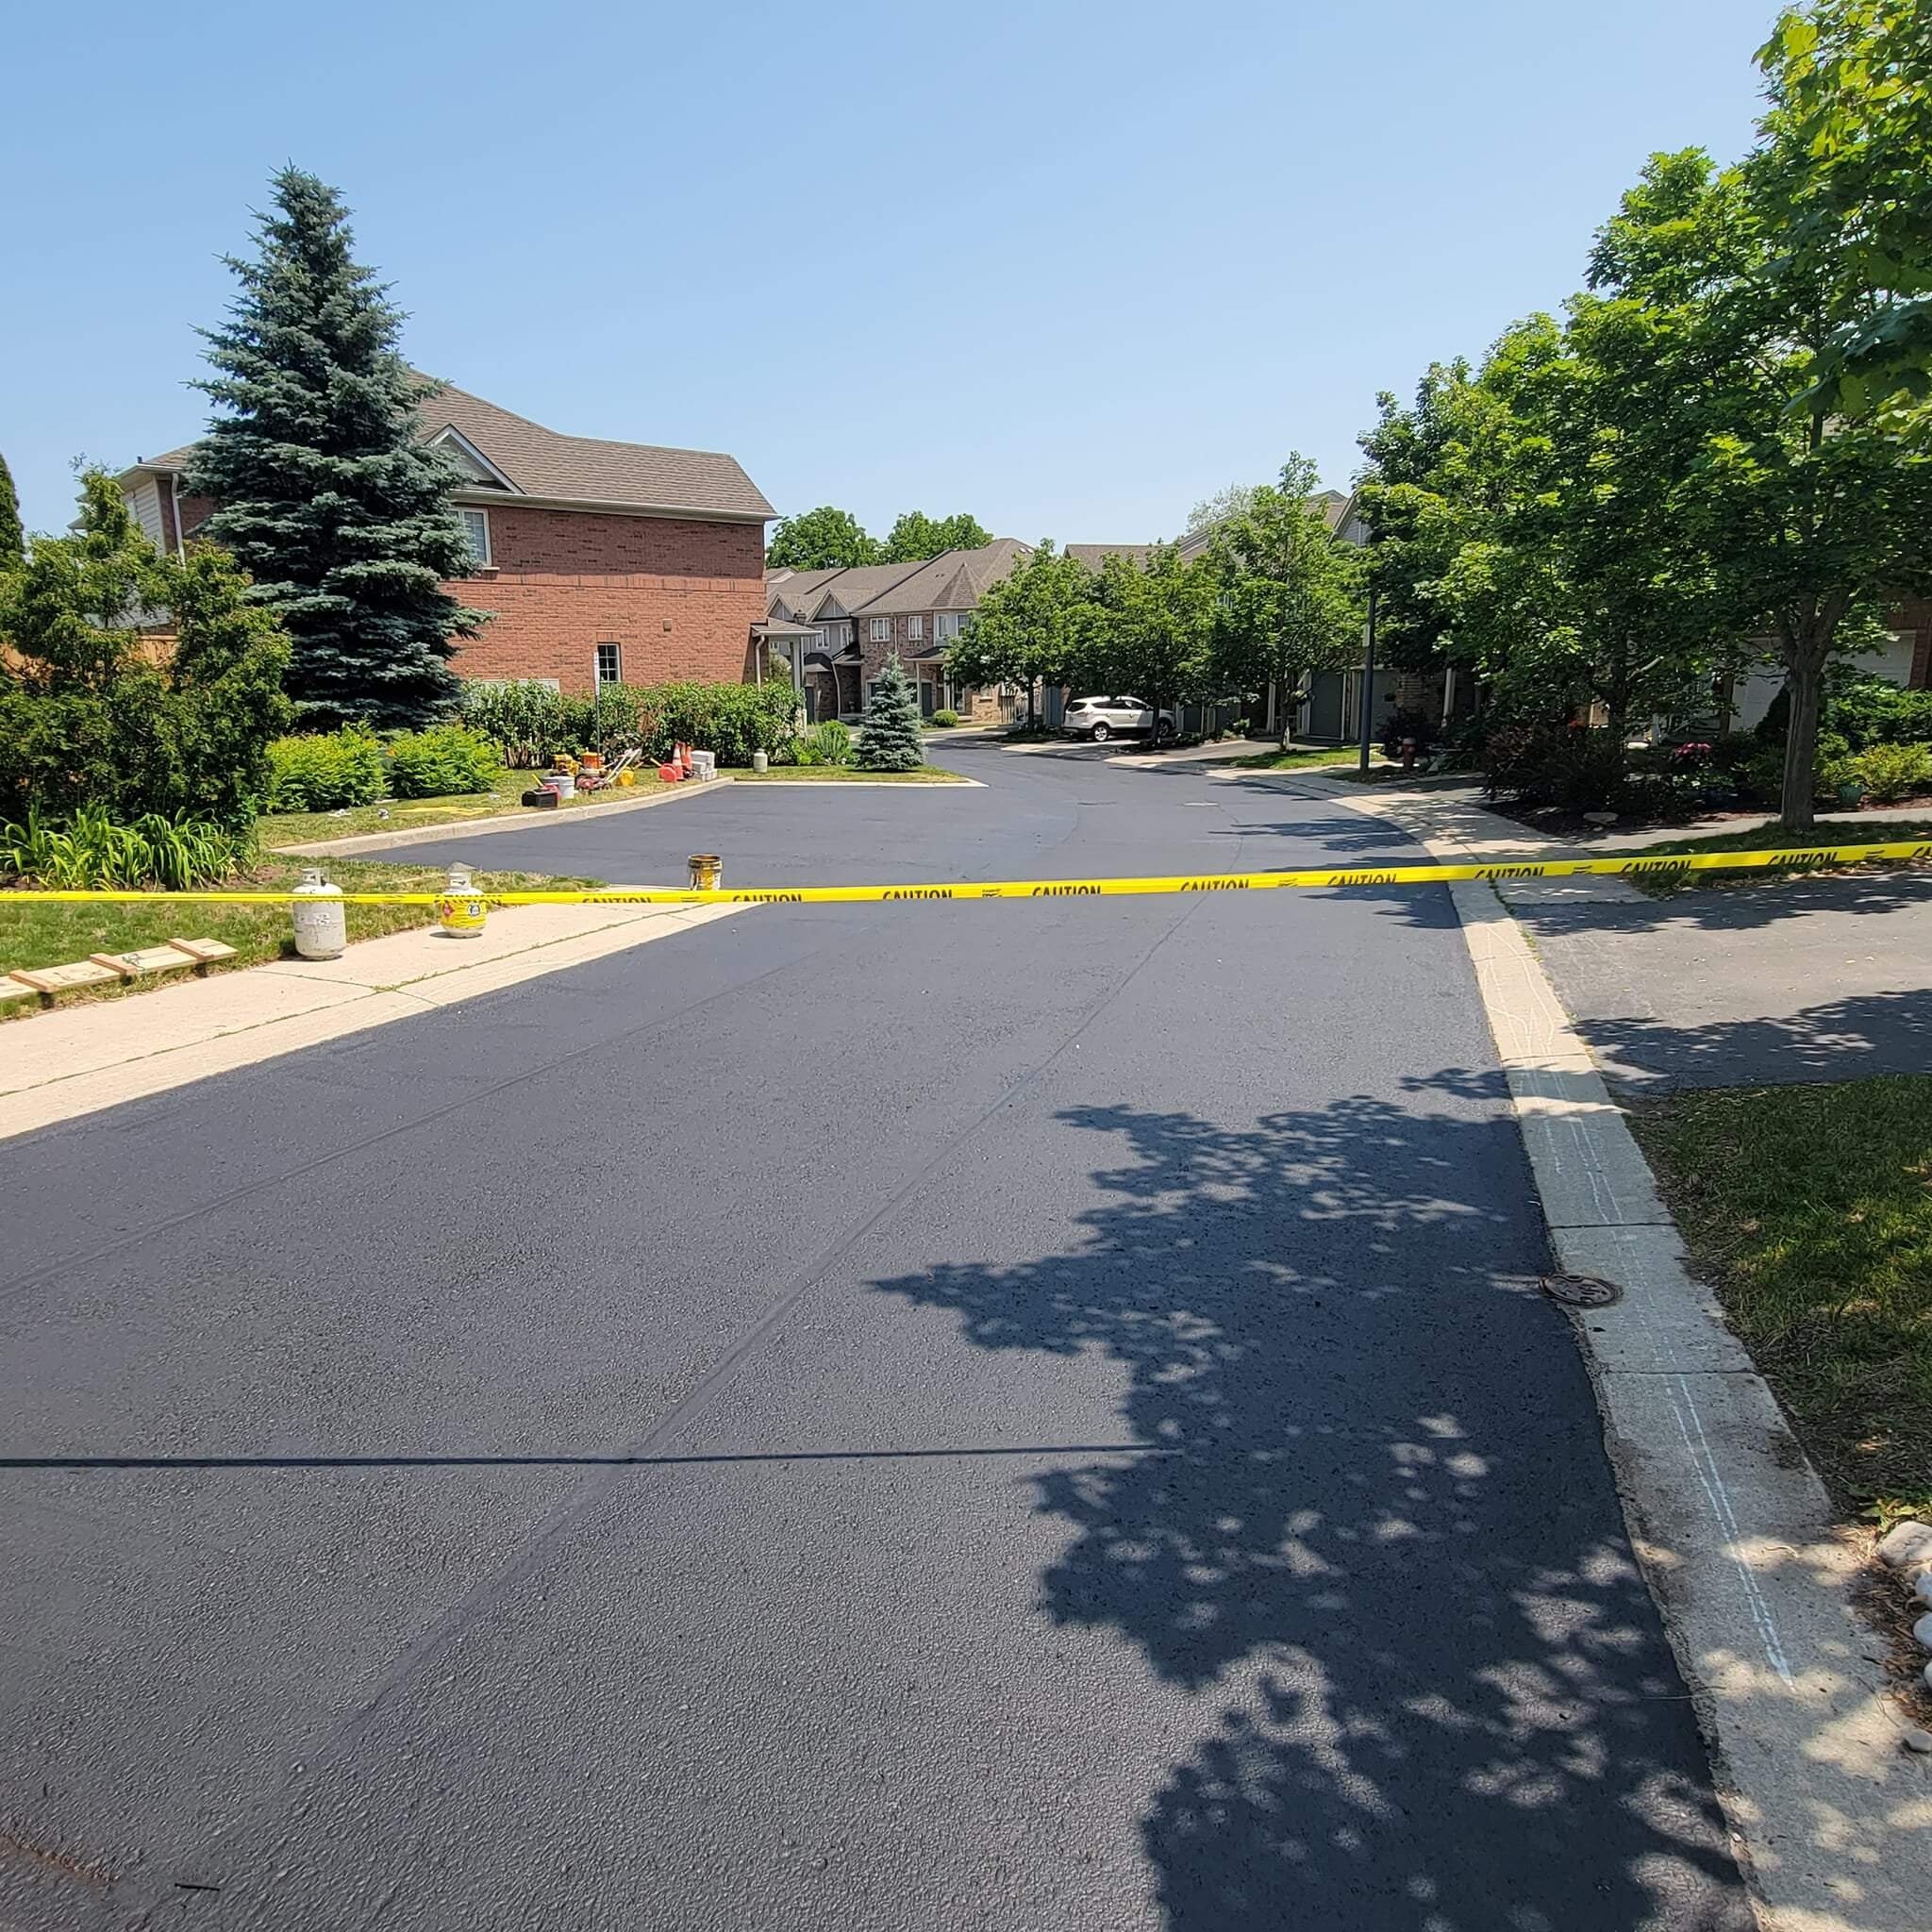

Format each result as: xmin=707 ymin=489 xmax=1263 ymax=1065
xmin=1202 ymin=455 xmax=1361 ymax=738
xmin=1097 ymin=545 xmax=1218 ymax=731
xmin=766 ymin=506 xmax=881 ymax=570
xmin=187 ymin=167 xmax=483 ymax=730
xmin=0 ymin=471 xmax=291 ymax=824
xmin=1757 ymin=0 xmax=1932 ymax=414
xmin=1186 ymin=482 xmax=1257 ymax=535
xmin=881 ymin=510 xmax=992 ymax=561
xmin=943 ymin=541 xmax=1094 ymax=724
xmin=1585 ymin=143 xmax=1932 ymax=826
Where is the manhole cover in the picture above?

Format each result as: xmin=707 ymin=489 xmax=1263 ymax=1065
xmin=1541 ymin=1273 xmax=1624 ymax=1308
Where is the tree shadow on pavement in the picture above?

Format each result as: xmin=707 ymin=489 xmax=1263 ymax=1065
xmin=874 ymin=1092 xmax=1752 ymax=1931
xmin=1524 ymin=864 xmax=1932 ymax=936
xmin=1560 ymin=988 xmax=1932 ymax=1093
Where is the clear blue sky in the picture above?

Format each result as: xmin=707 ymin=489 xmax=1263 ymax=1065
xmin=5 ymin=0 xmax=1779 ymax=544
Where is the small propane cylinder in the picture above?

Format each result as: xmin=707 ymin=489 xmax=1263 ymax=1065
xmin=436 ymin=863 xmax=488 ymax=939
xmin=291 ymin=867 xmax=347 ymax=959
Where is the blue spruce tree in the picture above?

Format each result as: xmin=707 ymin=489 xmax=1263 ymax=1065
xmin=187 ymin=168 xmax=484 ymax=728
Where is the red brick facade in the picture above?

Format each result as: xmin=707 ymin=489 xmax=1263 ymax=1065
xmin=450 ymin=503 xmax=764 ymax=692
xmin=1889 ymin=594 xmax=1932 ymax=688
xmin=852 ymin=613 xmax=1011 ymax=724
xmin=166 ymin=492 xmax=764 ymax=696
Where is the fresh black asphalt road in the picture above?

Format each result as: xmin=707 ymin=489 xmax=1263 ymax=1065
xmin=0 ymin=739 xmax=1751 ymax=1930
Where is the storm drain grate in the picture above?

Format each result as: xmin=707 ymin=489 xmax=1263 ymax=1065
xmin=1541 ymin=1273 xmax=1624 ymax=1308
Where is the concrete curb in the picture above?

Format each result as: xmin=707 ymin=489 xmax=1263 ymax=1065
xmin=1317 ymin=781 xmax=1932 ymax=1931
xmin=271 ymin=774 xmax=734 ymax=858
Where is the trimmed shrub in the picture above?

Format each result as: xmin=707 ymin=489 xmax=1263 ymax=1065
xmin=929 ymin=708 xmax=960 ymax=729
xmin=459 ymin=679 xmax=567 ymax=767
xmin=386 ymin=724 xmax=503 ymax=799
xmin=265 ymin=726 xmax=387 ymax=812
xmin=638 ymin=680 xmax=799 ymax=767
xmin=1852 ymin=741 xmax=1932 ymax=803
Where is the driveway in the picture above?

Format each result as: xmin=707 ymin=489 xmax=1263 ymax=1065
xmin=1515 ymin=868 xmax=1932 ymax=1092
xmin=0 ymin=740 xmax=1748 ymax=1929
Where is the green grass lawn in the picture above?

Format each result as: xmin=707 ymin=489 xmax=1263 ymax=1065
xmin=1628 ymin=1075 xmax=1932 ymax=1519
xmin=259 ymin=769 xmax=671 ymax=846
xmin=1 ymin=853 xmax=602 ymax=1018
xmin=1624 ymin=815 xmax=1932 ymax=896
xmin=730 ymin=766 xmax=970 ymax=783
xmin=1220 ymin=745 xmax=1379 ymax=773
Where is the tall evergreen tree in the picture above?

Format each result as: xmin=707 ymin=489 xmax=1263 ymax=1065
xmin=0 ymin=454 xmax=23 ymax=573
xmin=856 ymin=656 xmax=925 ymax=771
xmin=186 ymin=167 xmax=483 ymax=728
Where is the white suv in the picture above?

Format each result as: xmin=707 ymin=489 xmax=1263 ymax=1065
xmin=1062 ymin=694 xmax=1177 ymax=742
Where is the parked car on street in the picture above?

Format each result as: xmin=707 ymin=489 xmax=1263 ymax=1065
xmin=1061 ymin=694 xmax=1178 ymax=742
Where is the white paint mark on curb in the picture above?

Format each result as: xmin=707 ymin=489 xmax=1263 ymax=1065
xmin=1670 ymin=1370 xmax=1797 ymax=1690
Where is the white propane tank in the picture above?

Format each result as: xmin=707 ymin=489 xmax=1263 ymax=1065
xmin=291 ymin=867 xmax=347 ymax=959
xmin=436 ymin=863 xmax=488 ymax=939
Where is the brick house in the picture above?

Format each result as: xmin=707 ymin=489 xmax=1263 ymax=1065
xmin=116 ymin=381 xmax=774 ymax=695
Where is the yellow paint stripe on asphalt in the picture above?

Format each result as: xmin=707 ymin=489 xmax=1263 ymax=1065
xmin=5 ymin=841 xmax=1930 ymax=906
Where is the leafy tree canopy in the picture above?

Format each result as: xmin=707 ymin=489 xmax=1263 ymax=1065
xmin=0 ymin=471 xmax=292 ymax=824
xmin=767 ymin=507 xmax=883 ymax=571
xmin=1757 ymin=0 xmax=1932 ymax=414
xmin=944 ymin=541 xmax=1097 ymax=714
xmin=882 ymin=510 xmax=992 ymax=562
xmin=1186 ymin=482 xmax=1257 ymax=534
xmin=1202 ymin=456 xmax=1362 ymax=722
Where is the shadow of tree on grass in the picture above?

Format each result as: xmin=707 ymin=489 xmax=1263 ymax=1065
xmin=876 ymin=1093 xmax=1752 ymax=1930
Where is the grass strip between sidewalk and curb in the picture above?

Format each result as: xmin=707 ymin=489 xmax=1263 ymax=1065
xmin=1219 ymin=746 xmax=1386 ymax=773
xmin=0 ymin=855 xmax=602 ymax=1019
xmin=1623 ymin=815 xmax=1932 ymax=897
xmin=1626 ymin=1074 xmax=1932 ymax=1523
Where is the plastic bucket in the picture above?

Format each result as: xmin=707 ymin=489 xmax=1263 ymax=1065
xmin=688 ymin=855 xmax=722 ymax=891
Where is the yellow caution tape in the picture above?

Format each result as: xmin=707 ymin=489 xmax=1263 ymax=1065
xmin=3 ymin=841 xmax=1928 ymax=905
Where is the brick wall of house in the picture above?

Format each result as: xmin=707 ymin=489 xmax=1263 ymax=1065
xmin=1890 ymin=593 xmax=1932 ymax=688
xmin=450 ymin=504 xmax=764 ymax=692
xmin=847 ymin=610 xmax=1008 ymax=723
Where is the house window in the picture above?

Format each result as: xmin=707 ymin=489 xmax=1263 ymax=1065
xmin=458 ymin=507 xmax=492 ymax=569
xmin=595 ymin=642 xmax=622 ymax=686
xmin=908 ymin=614 xmax=925 ymax=641
xmin=935 ymin=611 xmax=971 ymax=641
xmin=870 ymin=617 xmax=891 ymax=643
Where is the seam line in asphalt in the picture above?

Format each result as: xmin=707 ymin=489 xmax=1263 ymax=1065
xmin=0 ymin=1443 xmax=1182 ymax=1471
xmin=125 ymin=895 xmax=1202 ymax=1908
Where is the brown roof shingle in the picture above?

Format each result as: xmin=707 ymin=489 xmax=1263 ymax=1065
xmin=143 ymin=377 xmax=774 ymax=522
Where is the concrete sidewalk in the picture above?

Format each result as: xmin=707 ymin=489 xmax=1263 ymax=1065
xmin=0 ymin=899 xmax=743 ymax=1141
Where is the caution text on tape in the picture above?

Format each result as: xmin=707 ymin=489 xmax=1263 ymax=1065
xmin=3 ymin=840 xmax=1928 ymax=905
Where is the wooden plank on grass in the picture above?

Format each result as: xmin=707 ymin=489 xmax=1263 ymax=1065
xmin=9 ymin=959 xmax=124 ymax=993
xmin=89 ymin=946 xmax=205 ymax=979
xmin=166 ymin=938 xmax=239 ymax=964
